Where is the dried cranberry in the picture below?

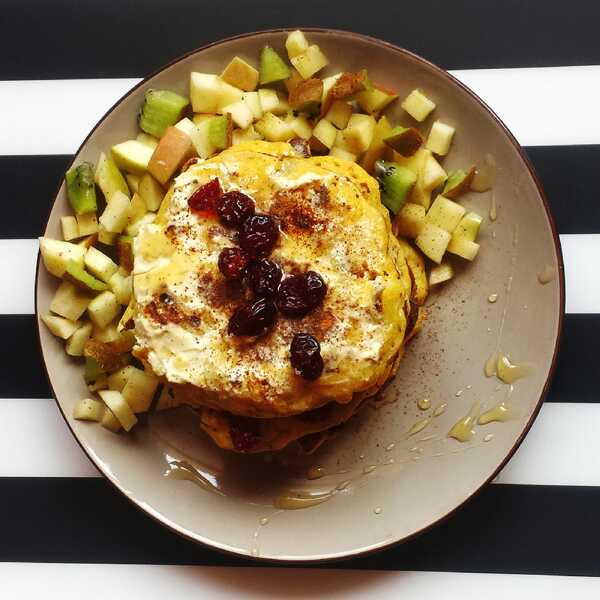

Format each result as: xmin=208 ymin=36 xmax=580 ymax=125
xmin=276 ymin=271 xmax=327 ymax=317
xmin=228 ymin=297 xmax=277 ymax=336
xmin=238 ymin=214 xmax=279 ymax=258
xmin=290 ymin=333 xmax=324 ymax=380
xmin=216 ymin=191 xmax=255 ymax=228
xmin=246 ymin=259 xmax=283 ymax=297
xmin=218 ymin=247 xmax=250 ymax=280
xmin=188 ymin=178 xmax=222 ymax=217
xmin=229 ymin=415 xmax=261 ymax=452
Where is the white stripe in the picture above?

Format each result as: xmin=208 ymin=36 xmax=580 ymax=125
xmin=1 ymin=66 xmax=599 ymax=154
xmin=0 ymin=399 xmax=597 ymax=485
xmin=13 ymin=235 xmax=596 ymax=315
xmin=2 ymin=564 xmax=599 ymax=598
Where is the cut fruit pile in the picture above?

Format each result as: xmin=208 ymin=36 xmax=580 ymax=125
xmin=39 ymin=29 xmax=489 ymax=435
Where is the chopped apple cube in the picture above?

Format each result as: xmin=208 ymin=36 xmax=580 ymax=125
xmin=443 ymin=168 xmax=476 ymax=199
xmin=325 ymin=101 xmax=353 ymax=129
xmin=97 ymin=226 xmax=117 ymax=245
xmin=66 ymin=322 xmax=93 ymax=356
xmin=87 ymin=291 xmax=120 ymax=329
xmin=208 ymin=114 xmax=233 ymax=150
xmin=383 ymin=126 xmax=423 ymax=157
xmin=360 ymin=115 xmax=393 ymax=174
xmin=289 ymin=78 xmax=323 ymax=112
xmin=455 ymin=212 xmax=483 ymax=241
xmin=232 ymin=124 xmax=263 ymax=145
xmin=285 ymin=114 xmax=313 ymax=140
xmin=285 ymin=30 xmax=309 ymax=59
xmin=98 ymin=389 xmax=137 ymax=432
xmin=329 ymin=147 xmax=357 ymax=162
xmin=291 ymin=44 xmax=329 ymax=79
xmin=415 ymin=223 xmax=451 ymax=264
xmin=109 ymin=271 xmax=132 ymax=305
xmin=50 ymin=280 xmax=91 ymax=320
xmin=73 ymin=398 xmax=105 ymax=422
xmin=138 ymin=173 xmax=164 ymax=211
xmin=111 ymin=140 xmax=154 ymax=175
xmin=447 ymin=234 xmax=480 ymax=261
xmin=254 ymin=112 xmax=294 ymax=142
xmin=309 ymin=118 xmax=337 ymax=154
xmin=39 ymin=237 xmax=85 ymax=278
xmin=429 ymin=261 xmax=455 ymax=286
xmin=60 ymin=216 xmax=79 ymax=241
xmin=242 ymin=91 xmax=263 ymax=120
xmin=321 ymin=70 xmax=370 ymax=115
xmin=343 ymin=113 xmax=376 ymax=153
xmin=221 ymin=100 xmax=254 ymax=129
xmin=284 ymin=68 xmax=304 ymax=94
xmin=76 ymin=212 xmax=98 ymax=236
xmin=394 ymin=202 xmax=427 ymax=239
xmin=257 ymin=88 xmax=290 ymax=115
xmin=216 ymin=80 xmax=245 ymax=112
xmin=190 ymin=72 xmax=221 ymax=113
xmin=122 ymin=368 xmax=159 ymax=413
xmin=108 ymin=365 xmax=137 ymax=392
xmin=221 ymin=56 xmax=259 ymax=91
xmin=321 ymin=73 xmax=342 ymax=102
xmin=41 ymin=314 xmax=80 ymax=339
xmin=148 ymin=126 xmax=194 ymax=185
xmin=127 ymin=192 xmax=146 ymax=226
xmin=355 ymin=84 xmax=398 ymax=114
xmin=85 ymin=246 xmax=118 ymax=283
xmin=100 ymin=407 xmax=121 ymax=432
xmin=426 ymin=120 xmax=455 ymax=156
xmin=99 ymin=190 xmax=130 ymax=233
xmin=94 ymin=152 xmax=129 ymax=201
xmin=135 ymin=133 xmax=159 ymax=150
xmin=426 ymin=195 xmax=466 ymax=232
xmin=422 ymin=153 xmax=447 ymax=190
xmin=401 ymin=89 xmax=436 ymax=122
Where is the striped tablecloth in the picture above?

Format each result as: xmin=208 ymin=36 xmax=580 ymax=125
xmin=2 ymin=1 xmax=599 ymax=597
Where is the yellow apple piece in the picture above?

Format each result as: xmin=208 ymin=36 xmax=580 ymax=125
xmin=98 ymin=389 xmax=137 ymax=432
xmin=415 ymin=222 xmax=451 ymax=264
xmin=394 ymin=202 xmax=427 ymax=239
xmin=87 ymin=290 xmax=120 ymax=329
xmin=60 ymin=216 xmax=79 ymax=241
xmin=309 ymin=118 xmax=337 ymax=154
xmin=426 ymin=195 xmax=466 ymax=232
xmin=221 ymin=56 xmax=259 ymax=92
xmin=285 ymin=30 xmax=309 ymax=59
xmin=50 ymin=280 xmax=91 ymax=320
xmin=401 ymin=89 xmax=436 ymax=122
xmin=39 ymin=237 xmax=85 ymax=278
xmin=66 ymin=322 xmax=93 ymax=357
xmin=291 ymin=44 xmax=329 ymax=79
xmin=41 ymin=314 xmax=80 ymax=339
xmin=426 ymin=120 xmax=456 ymax=156
xmin=73 ymin=398 xmax=105 ymax=422
xmin=429 ymin=261 xmax=455 ymax=286
xmin=111 ymin=140 xmax=154 ymax=175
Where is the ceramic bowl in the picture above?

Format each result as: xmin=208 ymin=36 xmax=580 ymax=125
xmin=36 ymin=29 xmax=564 ymax=561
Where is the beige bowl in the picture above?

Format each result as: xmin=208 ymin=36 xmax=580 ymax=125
xmin=35 ymin=29 xmax=564 ymax=561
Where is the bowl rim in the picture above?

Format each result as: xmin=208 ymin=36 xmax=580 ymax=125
xmin=34 ymin=26 xmax=565 ymax=564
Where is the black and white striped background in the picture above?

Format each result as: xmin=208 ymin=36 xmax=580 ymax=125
xmin=2 ymin=1 xmax=600 ymax=596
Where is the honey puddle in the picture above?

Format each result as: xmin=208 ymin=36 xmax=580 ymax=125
xmin=164 ymin=460 xmax=224 ymax=496
xmin=448 ymin=402 xmax=480 ymax=442
xmin=406 ymin=417 xmax=430 ymax=437
xmin=479 ymin=402 xmax=516 ymax=425
xmin=538 ymin=264 xmax=554 ymax=284
xmin=485 ymin=352 xmax=532 ymax=384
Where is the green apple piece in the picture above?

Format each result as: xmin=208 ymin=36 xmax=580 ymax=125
xmin=135 ymin=133 xmax=159 ymax=151
xmin=98 ymin=389 xmax=138 ymax=432
xmin=87 ymin=290 xmax=120 ymax=329
xmin=447 ymin=234 xmax=480 ymax=261
xmin=111 ymin=140 xmax=154 ymax=175
xmin=39 ymin=237 xmax=85 ymax=278
xmin=443 ymin=168 xmax=476 ymax=199
xmin=109 ymin=271 xmax=132 ymax=305
xmin=207 ymin=114 xmax=233 ymax=150
xmin=84 ymin=356 xmax=104 ymax=384
xmin=291 ymin=45 xmax=329 ymax=79
xmin=425 ymin=195 xmax=466 ymax=232
xmin=221 ymin=100 xmax=254 ymax=129
xmin=63 ymin=260 xmax=108 ymax=294
xmin=65 ymin=162 xmax=97 ymax=215
xmin=422 ymin=153 xmax=447 ymax=191
xmin=138 ymin=173 xmax=164 ymax=211
xmin=415 ymin=223 xmax=451 ymax=264
xmin=254 ymin=112 xmax=294 ymax=142
xmin=50 ymin=279 xmax=91 ymax=320
xmin=426 ymin=120 xmax=455 ymax=156
xmin=190 ymin=73 xmax=221 ymax=113
xmin=383 ymin=125 xmax=423 ymax=157
xmin=325 ymin=100 xmax=352 ymax=130
xmin=60 ymin=216 xmax=79 ymax=241
xmin=355 ymin=85 xmax=398 ymax=114
xmin=309 ymin=118 xmax=337 ymax=154
xmin=122 ymin=368 xmax=159 ymax=413
xmin=85 ymin=246 xmax=118 ymax=283
xmin=360 ymin=115 xmax=393 ymax=174
xmin=75 ymin=212 xmax=98 ymax=237
xmin=94 ymin=152 xmax=129 ymax=201
xmin=257 ymin=88 xmax=290 ymax=115
xmin=375 ymin=160 xmax=417 ymax=214
xmin=242 ymin=91 xmax=263 ymax=120
xmin=401 ymin=89 xmax=436 ymax=122
xmin=454 ymin=211 xmax=483 ymax=241
xmin=73 ymin=397 xmax=105 ymax=422
xmin=221 ymin=56 xmax=259 ymax=92
xmin=66 ymin=322 xmax=93 ymax=357
xmin=285 ymin=30 xmax=309 ymax=59
xmin=139 ymin=89 xmax=189 ymax=138
xmin=41 ymin=313 xmax=80 ymax=340
xmin=429 ymin=261 xmax=455 ymax=286
xmin=329 ymin=146 xmax=357 ymax=162
xmin=259 ymin=45 xmax=291 ymax=85
xmin=394 ymin=202 xmax=426 ymax=239
xmin=343 ymin=113 xmax=376 ymax=153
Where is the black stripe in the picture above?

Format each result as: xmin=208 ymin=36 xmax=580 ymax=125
xmin=5 ymin=147 xmax=599 ymax=239
xmin=3 ymin=312 xmax=595 ymax=401
xmin=0 ymin=477 xmax=597 ymax=575
xmin=2 ymin=0 xmax=600 ymax=79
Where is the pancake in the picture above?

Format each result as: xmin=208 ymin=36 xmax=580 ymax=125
xmin=132 ymin=141 xmax=418 ymax=420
